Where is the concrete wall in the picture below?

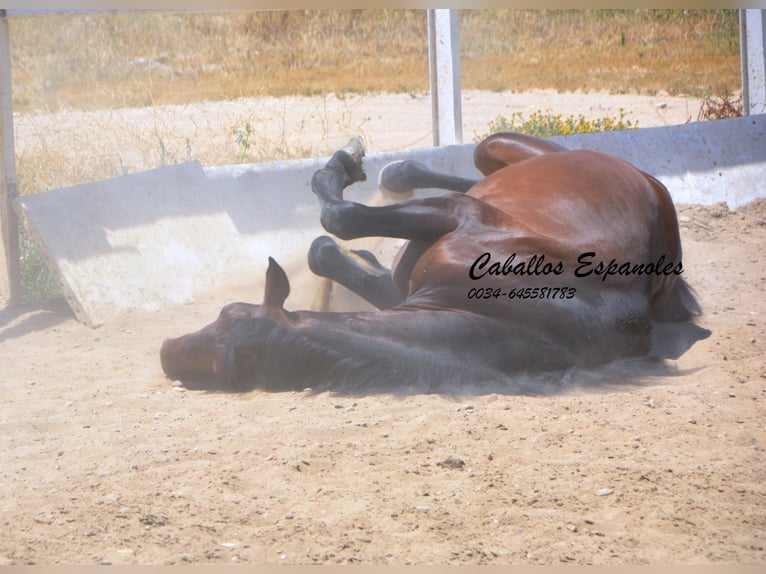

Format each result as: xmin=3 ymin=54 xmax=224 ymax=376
xmin=546 ymin=114 xmax=766 ymax=209
xmin=15 ymin=114 xmax=765 ymax=326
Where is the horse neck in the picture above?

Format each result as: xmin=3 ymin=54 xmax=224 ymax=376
xmin=254 ymin=308 xmax=509 ymax=392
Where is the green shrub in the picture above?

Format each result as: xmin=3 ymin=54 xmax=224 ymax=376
xmin=19 ymin=228 xmax=60 ymax=304
xmin=475 ymin=108 xmax=638 ymax=141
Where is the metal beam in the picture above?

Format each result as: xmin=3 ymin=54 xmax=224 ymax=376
xmin=0 ymin=10 xmax=21 ymax=304
xmin=741 ymin=9 xmax=766 ymax=115
xmin=427 ymin=9 xmax=462 ymax=147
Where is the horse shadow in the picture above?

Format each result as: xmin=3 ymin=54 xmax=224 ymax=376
xmin=0 ymin=298 xmax=73 ymax=344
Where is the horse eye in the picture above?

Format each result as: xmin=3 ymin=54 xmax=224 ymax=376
xmin=283 ymin=309 xmax=300 ymax=321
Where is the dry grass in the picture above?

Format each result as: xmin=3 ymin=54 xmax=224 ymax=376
xmin=460 ymin=9 xmax=739 ymax=96
xmin=9 ymin=9 xmax=740 ymax=114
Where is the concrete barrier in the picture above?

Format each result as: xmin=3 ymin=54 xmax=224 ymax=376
xmin=546 ymin=114 xmax=766 ymax=209
xmin=15 ymin=114 xmax=765 ymax=326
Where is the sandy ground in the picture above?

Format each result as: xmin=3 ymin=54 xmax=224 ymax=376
xmin=1 ymin=91 xmax=765 ymax=565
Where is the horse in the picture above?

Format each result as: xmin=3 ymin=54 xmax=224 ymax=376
xmin=160 ymin=132 xmax=709 ymax=393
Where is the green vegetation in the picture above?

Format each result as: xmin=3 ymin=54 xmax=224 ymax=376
xmin=475 ymin=109 xmax=638 ymax=141
xmin=19 ymin=229 xmax=58 ymax=304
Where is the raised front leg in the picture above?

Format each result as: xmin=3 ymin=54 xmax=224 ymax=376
xmin=308 ymin=235 xmax=402 ymax=310
xmin=312 ymin=143 xmax=495 ymax=243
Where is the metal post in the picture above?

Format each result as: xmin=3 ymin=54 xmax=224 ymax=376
xmin=0 ymin=10 xmax=21 ymax=304
xmin=740 ymin=9 xmax=766 ymax=115
xmin=427 ymin=9 xmax=462 ymax=146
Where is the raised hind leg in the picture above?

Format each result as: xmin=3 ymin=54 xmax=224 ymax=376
xmin=379 ymin=160 xmax=479 ymax=195
xmin=473 ymin=132 xmax=567 ymax=176
xmin=379 ymin=133 xmax=568 ymax=194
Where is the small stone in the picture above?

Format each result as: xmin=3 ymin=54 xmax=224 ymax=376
xmin=437 ymin=456 xmax=465 ymax=470
xmin=34 ymin=514 xmax=53 ymax=525
xmin=596 ymin=488 xmax=613 ymax=497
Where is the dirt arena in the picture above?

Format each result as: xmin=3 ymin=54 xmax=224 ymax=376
xmin=1 ymin=92 xmax=765 ymax=565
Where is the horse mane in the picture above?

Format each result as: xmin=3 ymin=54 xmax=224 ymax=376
xmin=216 ymin=311 xmax=693 ymax=396
xmin=219 ymin=313 xmax=513 ymax=394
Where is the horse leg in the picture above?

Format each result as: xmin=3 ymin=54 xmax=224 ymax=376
xmin=308 ymin=235 xmax=402 ymax=309
xmin=375 ymin=133 xmax=568 ymax=195
xmin=378 ymin=160 xmax=479 ymax=195
xmin=313 ymin=148 xmax=493 ymax=243
xmin=473 ymin=132 xmax=567 ymax=176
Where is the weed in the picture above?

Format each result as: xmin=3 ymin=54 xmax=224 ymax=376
xmin=156 ymin=136 xmax=193 ymax=166
xmin=696 ymin=90 xmax=743 ymax=121
xmin=233 ymin=122 xmax=255 ymax=163
xmin=475 ymin=108 xmax=638 ymax=141
xmin=19 ymin=228 xmax=59 ymax=303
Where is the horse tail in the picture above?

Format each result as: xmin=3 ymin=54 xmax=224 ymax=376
xmin=655 ymin=276 xmax=702 ymax=323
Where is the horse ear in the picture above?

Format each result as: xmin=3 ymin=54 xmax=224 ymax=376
xmin=263 ymin=257 xmax=290 ymax=309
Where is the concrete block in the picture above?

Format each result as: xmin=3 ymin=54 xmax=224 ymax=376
xmin=546 ymin=114 xmax=766 ymax=209
xmin=16 ymin=162 xmax=322 ymax=327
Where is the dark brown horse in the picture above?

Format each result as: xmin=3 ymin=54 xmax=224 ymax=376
xmin=160 ymin=133 xmax=709 ymax=393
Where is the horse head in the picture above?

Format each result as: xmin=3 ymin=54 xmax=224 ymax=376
xmin=160 ymin=257 xmax=295 ymax=390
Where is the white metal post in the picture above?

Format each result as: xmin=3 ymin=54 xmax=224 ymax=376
xmin=427 ymin=9 xmax=462 ymax=146
xmin=0 ymin=9 xmax=21 ymax=303
xmin=740 ymin=9 xmax=766 ymax=115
